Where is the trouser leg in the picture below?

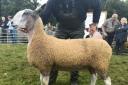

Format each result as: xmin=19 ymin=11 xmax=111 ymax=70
xmin=70 ymin=30 xmax=84 ymax=85
xmin=52 ymin=28 xmax=84 ymax=85
xmin=115 ymin=40 xmax=120 ymax=54
xmin=105 ymin=36 xmax=111 ymax=46
xmin=70 ymin=71 xmax=79 ymax=85
xmin=106 ymin=32 xmax=115 ymax=46
xmin=49 ymin=67 xmax=58 ymax=85
xmin=120 ymin=41 xmax=125 ymax=53
xmin=49 ymin=30 xmax=68 ymax=85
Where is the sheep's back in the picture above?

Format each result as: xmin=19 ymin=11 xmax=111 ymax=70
xmin=52 ymin=38 xmax=112 ymax=70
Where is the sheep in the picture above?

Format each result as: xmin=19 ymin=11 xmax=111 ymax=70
xmin=12 ymin=9 xmax=112 ymax=85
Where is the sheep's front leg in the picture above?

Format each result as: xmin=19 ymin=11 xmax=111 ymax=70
xmin=90 ymin=73 xmax=97 ymax=85
xmin=104 ymin=77 xmax=111 ymax=85
xmin=40 ymin=72 xmax=50 ymax=85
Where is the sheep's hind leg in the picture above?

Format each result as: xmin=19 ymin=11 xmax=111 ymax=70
xmin=98 ymin=72 xmax=111 ymax=85
xmin=89 ymin=68 xmax=97 ymax=85
xmin=40 ymin=72 xmax=50 ymax=85
xmin=104 ymin=76 xmax=111 ymax=85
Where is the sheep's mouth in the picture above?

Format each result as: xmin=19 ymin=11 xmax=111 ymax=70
xmin=19 ymin=28 xmax=28 ymax=33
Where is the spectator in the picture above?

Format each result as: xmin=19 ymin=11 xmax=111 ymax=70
xmin=45 ymin=23 xmax=55 ymax=35
xmin=1 ymin=16 xmax=8 ymax=43
xmin=0 ymin=18 xmax=2 ymax=35
xmin=7 ymin=16 xmax=17 ymax=43
xmin=39 ymin=0 xmax=101 ymax=85
xmin=102 ymin=13 xmax=120 ymax=46
xmin=89 ymin=23 xmax=103 ymax=39
xmin=83 ymin=28 xmax=89 ymax=38
xmin=115 ymin=17 xmax=128 ymax=54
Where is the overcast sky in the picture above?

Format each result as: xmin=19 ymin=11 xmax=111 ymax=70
xmin=37 ymin=0 xmax=48 ymax=5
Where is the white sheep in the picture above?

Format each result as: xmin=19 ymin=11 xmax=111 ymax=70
xmin=13 ymin=9 xmax=112 ymax=85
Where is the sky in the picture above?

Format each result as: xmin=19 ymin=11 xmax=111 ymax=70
xmin=37 ymin=0 xmax=48 ymax=5
xmin=120 ymin=0 xmax=126 ymax=1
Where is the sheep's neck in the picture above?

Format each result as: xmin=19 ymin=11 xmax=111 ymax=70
xmin=34 ymin=18 xmax=45 ymax=35
xmin=28 ymin=17 xmax=47 ymax=44
xmin=27 ymin=29 xmax=34 ymax=43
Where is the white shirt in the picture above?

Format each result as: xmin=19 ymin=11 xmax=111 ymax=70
xmin=7 ymin=21 xmax=14 ymax=30
xmin=92 ymin=31 xmax=103 ymax=39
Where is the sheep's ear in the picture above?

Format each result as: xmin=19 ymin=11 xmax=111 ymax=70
xmin=34 ymin=5 xmax=42 ymax=14
xmin=32 ymin=11 xmax=39 ymax=20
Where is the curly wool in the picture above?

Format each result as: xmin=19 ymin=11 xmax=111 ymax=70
xmin=27 ymin=18 xmax=112 ymax=73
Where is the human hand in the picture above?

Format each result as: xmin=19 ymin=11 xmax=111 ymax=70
xmin=103 ymin=32 xmax=107 ymax=37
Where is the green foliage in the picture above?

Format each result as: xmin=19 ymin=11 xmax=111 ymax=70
xmin=103 ymin=0 xmax=128 ymax=18
xmin=0 ymin=44 xmax=128 ymax=85
xmin=1 ymin=0 xmax=39 ymax=16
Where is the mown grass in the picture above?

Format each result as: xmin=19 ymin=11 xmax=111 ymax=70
xmin=0 ymin=44 xmax=128 ymax=85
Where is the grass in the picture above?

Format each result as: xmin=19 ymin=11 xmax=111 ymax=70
xmin=0 ymin=44 xmax=128 ymax=85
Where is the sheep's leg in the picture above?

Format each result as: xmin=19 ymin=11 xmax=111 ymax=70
xmin=90 ymin=73 xmax=97 ymax=85
xmin=97 ymin=71 xmax=111 ymax=85
xmin=89 ymin=68 xmax=97 ymax=85
xmin=40 ymin=73 xmax=44 ymax=85
xmin=104 ymin=77 xmax=111 ymax=85
xmin=40 ymin=72 xmax=50 ymax=85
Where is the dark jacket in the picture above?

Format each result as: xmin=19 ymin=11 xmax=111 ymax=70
xmin=40 ymin=0 xmax=101 ymax=30
xmin=1 ymin=21 xmax=8 ymax=29
xmin=115 ymin=24 xmax=128 ymax=43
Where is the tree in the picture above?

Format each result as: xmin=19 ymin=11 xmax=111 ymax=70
xmin=0 ymin=0 xmax=1 ymax=16
xmin=0 ymin=0 xmax=39 ymax=16
xmin=101 ymin=0 xmax=107 ymax=10
xmin=104 ymin=0 xmax=128 ymax=18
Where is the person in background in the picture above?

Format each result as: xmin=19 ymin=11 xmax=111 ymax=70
xmin=83 ymin=28 xmax=89 ymax=38
xmin=1 ymin=16 xmax=8 ymax=43
xmin=45 ymin=23 xmax=55 ymax=35
xmin=102 ymin=13 xmax=120 ymax=46
xmin=115 ymin=17 xmax=128 ymax=55
xmin=39 ymin=0 xmax=101 ymax=85
xmin=0 ymin=18 xmax=2 ymax=35
xmin=89 ymin=23 xmax=103 ymax=39
xmin=7 ymin=16 xmax=17 ymax=43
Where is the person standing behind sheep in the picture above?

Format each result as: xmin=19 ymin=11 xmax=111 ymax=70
xmin=102 ymin=13 xmax=120 ymax=47
xmin=89 ymin=23 xmax=103 ymax=39
xmin=83 ymin=23 xmax=103 ymax=39
xmin=39 ymin=0 xmax=101 ymax=85
xmin=1 ymin=16 xmax=8 ymax=43
xmin=115 ymin=17 xmax=128 ymax=55
xmin=7 ymin=16 xmax=17 ymax=43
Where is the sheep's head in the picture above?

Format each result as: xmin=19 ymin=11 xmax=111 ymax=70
xmin=13 ymin=9 xmax=38 ymax=33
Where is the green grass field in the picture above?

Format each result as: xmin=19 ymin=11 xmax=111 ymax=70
xmin=0 ymin=44 xmax=128 ymax=85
